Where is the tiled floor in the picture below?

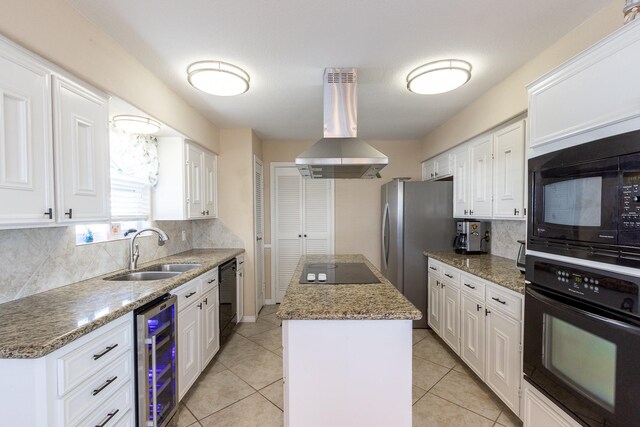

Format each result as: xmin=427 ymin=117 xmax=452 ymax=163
xmin=175 ymin=305 xmax=522 ymax=427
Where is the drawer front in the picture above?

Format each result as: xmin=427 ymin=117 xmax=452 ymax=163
xmin=486 ymin=284 xmax=522 ymax=320
xmin=57 ymin=319 xmax=132 ymax=396
xmin=427 ymin=259 xmax=443 ymax=276
xmin=112 ymin=410 xmax=135 ymax=427
xmin=460 ymin=273 xmax=486 ymax=300
xmin=201 ymin=267 xmax=219 ymax=294
xmin=172 ymin=277 xmax=202 ymax=311
xmin=60 ymin=353 xmax=132 ymax=426
xmin=73 ymin=381 xmax=132 ymax=427
xmin=441 ymin=266 xmax=460 ymax=284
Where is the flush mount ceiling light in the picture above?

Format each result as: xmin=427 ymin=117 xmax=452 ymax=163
xmin=406 ymin=59 xmax=472 ymax=95
xmin=187 ymin=60 xmax=250 ymax=96
xmin=112 ymin=115 xmax=161 ymax=134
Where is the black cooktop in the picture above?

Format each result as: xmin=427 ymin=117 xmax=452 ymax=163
xmin=299 ymin=263 xmax=381 ymax=284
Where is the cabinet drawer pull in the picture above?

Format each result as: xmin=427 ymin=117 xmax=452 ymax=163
xmin=464 ymin=283 xmax=476 ymax=289
xmin=444 ymin=273 xmax=453 ymax=278
xmin=492 ymin=297 xmax=506 ymax=305
xmin=64 ymin=208 xmax=73 ymax=219
xmin=429 ymin=266 xmax=437 ymax=271
xmin=44 ymin=208 xmax=53 ymax=219
xmin=239 ymin=261 xmax=244 ymax=265
xmin=207 ymin=279 xmax=215 ymax=284
xmin=185 ymin=291 xmax=197 ymax=298
xmin=95 ymin=409 xmax=119 ymax=427
xmin=92 ymin=376 xmax=118 ymax=396
xmin=93 ymin=344 xmax=118 ymax=360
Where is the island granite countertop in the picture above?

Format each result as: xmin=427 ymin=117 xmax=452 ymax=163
xmin=277 ymin=254 xmax=422 ymax=321
xmin=0 ymin=248 xmax=243 ymax=359
xmin=424 ymin=251 xmax=525 ymax=295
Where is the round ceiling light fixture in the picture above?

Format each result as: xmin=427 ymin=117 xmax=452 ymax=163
xmin=187 ymin=60 xmax=250 ymax=96
xmin=112 ymin=115 xmax=161 ymax=134
xmin=406 ymin=59 xmax=472 ymax=95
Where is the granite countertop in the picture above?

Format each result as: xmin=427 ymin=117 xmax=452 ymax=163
xmin=0 ymin=248 xmax=244 ymax=359
xmin=424 ymin=251 xmax=525 ymax=295
xmin=277 ymin=254 xmax=422 ymax=321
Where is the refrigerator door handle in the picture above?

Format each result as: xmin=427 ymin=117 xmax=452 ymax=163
xmin=382 ymin=203 xmax=390 ymax=269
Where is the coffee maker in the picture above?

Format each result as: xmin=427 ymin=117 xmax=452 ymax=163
xmin=454 ymin=220 xmax=487 ymax=254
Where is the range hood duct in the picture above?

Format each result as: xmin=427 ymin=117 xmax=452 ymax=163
xmin=295 ymin=68 xmax=388 ymax=179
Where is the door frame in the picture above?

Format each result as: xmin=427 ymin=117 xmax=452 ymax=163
xmin=254 ymin=155 xmax=265 ymax=315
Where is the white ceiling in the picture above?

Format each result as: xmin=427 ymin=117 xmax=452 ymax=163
xmin=68 ymin=0 xmax=607 ymax=141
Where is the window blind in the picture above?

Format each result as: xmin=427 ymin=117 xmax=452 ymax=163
xmin=110 ymin=176 xmax=150 ymax=220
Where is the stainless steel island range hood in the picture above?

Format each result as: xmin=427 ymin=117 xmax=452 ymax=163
xmin=295 ymin=68 xmax=388 ymax=179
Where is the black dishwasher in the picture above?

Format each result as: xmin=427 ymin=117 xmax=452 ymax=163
xmin=219 ymin=258 xmax=237 ymax=343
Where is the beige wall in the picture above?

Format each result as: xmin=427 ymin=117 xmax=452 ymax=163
xmin=421 ymin=0 xmax=623 ymax=160
xmin=217 ymin=129 xmax=263 ymax=316
xmin=0 ymin=0 xmax=219 ymax=152
xmin=262 ymin=139 xmax=422 ymax=300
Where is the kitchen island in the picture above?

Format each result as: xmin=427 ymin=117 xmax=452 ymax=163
xmin=277 ymin=254 xmax=421 ymax=427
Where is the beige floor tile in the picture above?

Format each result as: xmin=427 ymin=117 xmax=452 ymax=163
xmin=412 ymin=334 xmax=458 ymax=368
xmin=259 ymin=304 xmax=280 ymax=316
xmin=412 ymin=356 xmax=450 ymax=391
xmin=413 ymin=328 xmax=429 ymax=345
xmin=228 ymin=349 xmax=283 ymax=389
xmin=236 ymin=319 xmax=278 ymax=338
xmin=199 ymin=393 xmax=283 ymax=427
xmin=430 ymin=370 xmax=503 ymax=420
xmin=453 ymin=361 xmax=476 ymax=376
xmin=260 ymin=312 xmax=282 ymax=326
xmin=216 ymin=333 xmax=269 ymax=367
xmin=249 ymin=326 xmax=282 ymax=351
xmin=413 ymin=393 xmax=494 ymax=427
xmin=175 ymin=403 xmax=197 ymax=427
xmin=183 ymin=370 xmax=255 ymax=420
xmin=260 ymin=379 xmax=284 ymax=410
xmin=201 ymin=357 xmax=227 ymax=376
xmin=413 ymin=385 xmax=427 ymax=405
xmin=496 ymin=408 xmax=523 ymax=427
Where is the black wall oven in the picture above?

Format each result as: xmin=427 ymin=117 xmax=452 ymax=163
xmin=523 ymin=256 xmax=640 ymax=426
xmin=528 ymin=129 xmax=640 ymax=266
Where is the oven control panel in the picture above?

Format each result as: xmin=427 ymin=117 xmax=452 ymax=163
xmin=621 ymin=172 xmax=640 ymax=229
xmin=527 ymin=257 xmax=639 ymax=315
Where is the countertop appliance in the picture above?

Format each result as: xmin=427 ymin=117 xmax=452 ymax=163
xmin=516 ymin=240 xmax=526 ymax=273
xmin=528 ymin=128 xmax=640 ymax=267
xmin=381 ymin=179 xmax=455 ymax=328
xmin=299 ymin=262 xmax=381 ymax=284
xmin=523 ymin=255 xmax=640 ymax=426
xmin=219 ymin=258 xmax=237 ymax=343
xmin=453 ymin=220 xmax=486 ymax=254
xmin=135 ymin=294 xmax=178 ymax=427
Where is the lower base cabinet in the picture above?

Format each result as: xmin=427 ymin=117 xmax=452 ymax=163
xmin=486 ymin=306 xmax=521 ymax=412
xmin=178 ymin=301 xmax=202 ymax=400
xmin=427 ymin=271 xmax=460 ymax=355
xmin=460 ymin=293 xmax=485 ymax=378
xmin=523 ymin=381 xmax=581 ymax=427
xmin=201 ymin=286 xmax=220 ymax=367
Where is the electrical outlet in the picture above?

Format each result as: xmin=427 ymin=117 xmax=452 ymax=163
xmin=181 ymin=230 xmax=186 ymax=241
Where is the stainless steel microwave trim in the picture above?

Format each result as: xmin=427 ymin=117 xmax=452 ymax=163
xmin=295 ymin=68 xmax=389 ymax=179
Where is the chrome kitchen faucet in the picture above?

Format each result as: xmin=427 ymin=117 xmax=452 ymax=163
xmin=129 ymin=227 xmax=169 ymax=270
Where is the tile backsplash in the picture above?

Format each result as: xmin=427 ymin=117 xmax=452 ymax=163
xmin=488 ymin=220 xmax=526 ymax=260
xmin=0 ymin=219 xmax=242 ymax=304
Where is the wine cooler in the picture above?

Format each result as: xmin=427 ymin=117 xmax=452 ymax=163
xmin=136 ymin=294 xmax=178 ymax=427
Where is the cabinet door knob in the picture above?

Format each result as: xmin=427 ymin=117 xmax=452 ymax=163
xmin=476 ymin=304 xmax=482 ymax=312
xmin=464 ymin=209 xmax=468 ymax=215
xmin=514 ymin=208 xmax=520 ymax=216
xmin=485 ymin=308 xmax=491 ymax=316
xmin=430 ymin=173 xmax=434 ymax=177
xmin=298 ymin=234 xmax=302 ymax=238
xmin=206 ymin=210 xmax=210 ymax=215
xmin=197 ymin=303 xmax=203 ymax=309
xmin=201 ymin=210 xmax=206 ymax=215
xmin=44 ymin=208 xmax=53 ymax=219
xmin=304 ymin=234 xmax=307 ymax=237
xmin=64 ymin=208 xmax=73 ymax=219
xmin=470 ymin=210 xmax=473 ymax=215
xmin=204 ymin=298 xmax=208 ymax=305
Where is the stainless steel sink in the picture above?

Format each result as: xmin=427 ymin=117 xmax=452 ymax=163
xmin=146 ymin=263 xmax=202 ymax=273
xmin=104 ymin=271 xmax=182 ymax=281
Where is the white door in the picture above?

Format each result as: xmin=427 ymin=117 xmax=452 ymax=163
xmin=53 ymin=77 xmax=109 ymax=223
xmin=186 ymin=143 xmax=204 ymax=219
xmin=453 ymin=147 xmax=470 ymax=217
xmin=486 ymin=308 xmax=521 ymax=415
xmin=493 ymin=120 xmax=525 ymax=218
xmin=236 ymin=256 xmax=244 ymax=323
xmin=427 ymin=273 xmax=442 ymax=334
xmin=461 ymin=293 xmax=485 ymax=379
xmin=469 ymin=135 xmax=493 ymax=217
xmin=203 ymin=151 xmax=217 ymax=217
xmin=200 ymin=287 xmax=219 ymax=368
xmin=0 ymin=51 xmax=54 ymax=226
xmin=441 ymin=281 xmax=460 ymax=354
xmin=178 ymin=302 xmax=201 ymax=400
xmin=254 ymin=156 xmax=265 ymax=311
xmin=303 ymin=179 xmax=334 ymax=255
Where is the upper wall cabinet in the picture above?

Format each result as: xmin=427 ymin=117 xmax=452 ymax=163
xmin=493 ymin=121 xmax=525 ymax=218
xmin=153 ymin=137 xmax=217 ymax=220
xmin=528 ymin=21 xmax=640 ymax=157
xmin=53 ymin=77 xmax=110 ymax=223
xmin=422 ymin=152 xmax=453 ymax=181
xmin=0 ymin=37 xmax=110 ymax=228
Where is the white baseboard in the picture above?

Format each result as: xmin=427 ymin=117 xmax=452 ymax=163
xmin=240 ymin=316 xmax=257 ymax=323
xmin=264 ymin=299 xmax=275 ymax=305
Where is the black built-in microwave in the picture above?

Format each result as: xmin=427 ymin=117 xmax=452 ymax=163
xmin=528 ymin=129 xmax=640 ymax=266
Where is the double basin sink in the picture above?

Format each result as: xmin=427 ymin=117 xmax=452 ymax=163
xmin=104 ymin=263 xmax=202 ymax=281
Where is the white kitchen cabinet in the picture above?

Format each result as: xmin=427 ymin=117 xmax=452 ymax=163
xmin=528 ymin=21 xmax=640 ymax=157
xmin=273 ymin=166 xmax=334 ymax=302
xmin=460 ymin=292 xmax=485 ymax=379
xmin=493 ymin=120 xmax=526 ymax=218
xmin=52 ymin=76 xmax=110 ymax=223
xmin=236 ymin=255 xmax=244 ymax=323
xmin=200 ymin=286 xmax=220 ymax=369
xmin=469 ymin=135 xmax=493 ymax=217
xmin=422 ymin=152 xmax=453 ymax=181
xmin=177 ymin=301 xmax=201 ymax=400
xmin=523 ymin=381 xmax=581 ymax=427
xmin=427 ymin=272 xmax=442 ymax=334
xmin=453 ymin=146 xmax=471 ymax=217
xmin=153 ymin=137 xmax=218 ymax=220
xmin=0 ymin=42 xmax=54 ymax=226
xmin=0 ymin=313 xmax=135 ymax=426
xmin=440 ymin=278 xmax=460 ymax=354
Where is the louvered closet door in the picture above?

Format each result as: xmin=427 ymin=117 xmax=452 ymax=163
xmin=274 ymin=167 xmax=303 ymax=302
xmin=254 ymin=156 xmax=265 ymax=311
xmin=303 ymin=179 xmax=334 ymax=255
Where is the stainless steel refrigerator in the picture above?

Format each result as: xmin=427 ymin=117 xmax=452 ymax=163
xmin=381 ymin=179 xmax=454 ymax=328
